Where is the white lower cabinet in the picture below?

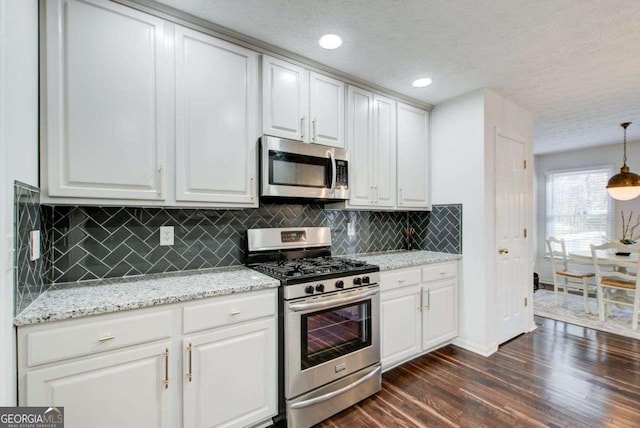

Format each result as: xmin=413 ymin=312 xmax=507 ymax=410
xmin=183 ymin=319 xmax=277 ymax=428
xmin=380 ymin=261 xmax=458 ymax=371
xmin=25 ymin=342 xmax=172 ymax=428
xmin=380 ymin=285 xmax=421 ymax=368
xmin=18 ymin=289 xmax=277 ymax=428
xmin=422 ymin=279 xmax=457 ymax=350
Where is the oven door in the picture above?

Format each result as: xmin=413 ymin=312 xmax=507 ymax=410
xmin=284 ymin=286 xmax=380 ymax=399
xmin=261 ymin=135 xmax=349 ymax=200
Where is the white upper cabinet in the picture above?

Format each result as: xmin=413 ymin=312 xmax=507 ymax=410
xmin=340 ymin=87 xmax=397 ymax=210
xmin=262 ymin=56 xmax=309 ymax=142
xmin=397 ymin=102 xmax=431 ymax=209
xmin=346 ymin=86 xmax=374 ymax=207
xmin=373 ymin=94 xmax=397 ymax=208
xmin=174 ymin=26 xmax=258 ymax=206
xmin=262 ymin=56 xmax=345 ymax=147
xmin=42 ymin=0 xmax=260 ymax=207
xmin=309 ymin=72 xmax=345 ymax=147
xmin=43 ymin=0 xmax=168 ymax=201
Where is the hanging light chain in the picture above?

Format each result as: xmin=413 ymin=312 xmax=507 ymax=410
xmin=622 ymin=122 xmax=631 ymax=167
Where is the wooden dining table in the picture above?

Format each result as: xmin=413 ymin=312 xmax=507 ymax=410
xmin=569 ymin=249 xmax=640 ymax=264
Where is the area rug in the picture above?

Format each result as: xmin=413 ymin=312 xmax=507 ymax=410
xmin=533 ymin=289 xmax=640 ymax=340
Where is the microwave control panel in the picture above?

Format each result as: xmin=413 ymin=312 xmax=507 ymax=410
xmin=336 ymin=160 xmax=348 ymax=189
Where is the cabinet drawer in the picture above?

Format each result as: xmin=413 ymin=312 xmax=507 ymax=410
xmin=380 ymin=268 xmax=421 ymax=292
xmin=183 ymin=289 xmax=276 ymax=334
xmin=422 ymin=262 xmax=457 ymax=283
xmin=25 ymin=310 xmax=173 ymax=367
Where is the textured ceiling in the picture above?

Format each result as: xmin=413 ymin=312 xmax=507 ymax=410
xmin=153 ymin=0 xmax=640 ymax=154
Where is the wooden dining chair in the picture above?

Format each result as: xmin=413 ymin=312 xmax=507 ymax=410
xmin=546 ymin=237 xmax=595 ymax=313
xmin=590 ymin=242 xmax=640 ymax=330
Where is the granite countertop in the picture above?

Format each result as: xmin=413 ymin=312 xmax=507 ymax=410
xmin=15 ymin=266 xmax=279 ymax=326
xmin=350 ymin=250 xmax=462 ymax=271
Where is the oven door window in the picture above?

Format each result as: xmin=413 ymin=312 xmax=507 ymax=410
xmin=269 ymin=150 xmax=331 ymax=188
xmin=301 ymin=300 xmax=372 ymax=370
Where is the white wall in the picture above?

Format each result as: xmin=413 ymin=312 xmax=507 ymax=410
xmin=0 ymin=0 xmax=39 ymax=405
xmin=534 ymin=142 xmax=640 ymax=283
xmin=431 ymin=89 xmax=489 ymax=352
xmin=432 ymin=88 xmax=534 ymax=356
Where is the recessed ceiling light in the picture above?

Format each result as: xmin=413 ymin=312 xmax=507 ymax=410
xmin=319 ymin=34 xmax=342 ymax=50
xmin=412 ymin=77 xmax=433 ymax=88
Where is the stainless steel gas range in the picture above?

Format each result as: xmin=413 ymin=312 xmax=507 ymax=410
xmin=246 ymin=227 xmax=381 ymax=428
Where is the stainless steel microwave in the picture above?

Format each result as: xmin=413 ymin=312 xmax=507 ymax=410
xmin=260 ymin=135 xmax=349 ymax=200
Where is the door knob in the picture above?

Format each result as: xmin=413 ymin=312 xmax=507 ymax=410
xmin=498 ymin=248 xmax=509 ymax=254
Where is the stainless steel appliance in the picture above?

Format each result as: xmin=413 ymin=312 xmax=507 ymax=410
xmin=246 ymin=227 xmax=381 ymax=428
xmin=260 ymin=135 xmax=349 ymax=200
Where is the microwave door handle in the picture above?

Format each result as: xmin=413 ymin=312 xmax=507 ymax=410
xmin=329 ymin=151 xmax=337 ymax=194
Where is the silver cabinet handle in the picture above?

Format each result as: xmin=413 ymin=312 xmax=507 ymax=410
xmin=426 ymin=288 xmax=431 ymax=310
xmin=98 ymin=334 xmax=115 ymax=343
xmin=398 ymin=186 xmax=403 ymax=205
xmin=374 ymin=185 xmax=378 ymax=204
xmin=370 ymin=185 xmax=374 ymax=203
xmin=158 ymin=165 xmax=164 ymax=198
xmin=186 ymin=343 xmax=193 ymax=382
xmin=418 ymin=290 xmax=422 ymax=311
xmin=249 ymin=176 xmax=254 ymax=201
xmin=230 ymin=310 xmax=241 ymax=315
xmin=312 ymin=117 xmax=317 ymax=142
xmin=290 ymin=365 xmax=381 ymax=409
xmin=164 ymin=348 xmax=169 ymax=389
xmin=300 ymin=116 xmax=305 ymax=140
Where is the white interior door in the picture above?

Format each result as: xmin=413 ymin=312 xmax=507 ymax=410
xmin=495 ymin=129 xmax=529 ymax=344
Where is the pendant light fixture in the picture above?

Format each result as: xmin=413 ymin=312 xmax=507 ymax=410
xmin=607 ymin=122 xmax=640 ymax=200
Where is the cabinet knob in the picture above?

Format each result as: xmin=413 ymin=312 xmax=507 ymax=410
xmin=498 ymin=248 xmax=509 ymax=254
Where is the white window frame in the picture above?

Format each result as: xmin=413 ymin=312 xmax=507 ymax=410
xmin=545 ymin=165 xmax=615 ymax=254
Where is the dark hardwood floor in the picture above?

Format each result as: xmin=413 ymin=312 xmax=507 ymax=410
xmin=318 ymin=316 xmax=640 ymax=427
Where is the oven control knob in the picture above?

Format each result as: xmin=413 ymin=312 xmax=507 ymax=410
xmin=353 ymin=277 xmax=362 ymax=285
xmin=315 ymin=284 xmax=325 ymax=292
xmin=335 ymin=280 xmax=344 ymax=289
xmin=304 ymin=285 xmax=315 ymax=294
xmin=362 ymin=276 xmax=370 ymax=284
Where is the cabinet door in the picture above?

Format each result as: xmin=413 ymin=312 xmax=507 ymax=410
xmin=26 ymin=342 xmax=172 ymax=428
xmin=43 ymin=0 xmax=167 ymax=200
xmin=174 ymin=27 xmax=258 ymax=206
xmin=346 ymin=86 xmax=374 ymax=207
xmin=422 ymin=279 xmax=458 ymax=350
xmin=262 ymin=55 xmax=309 ymax=142
xmin=373 ymin=94 xmax=397 ymax=207
xmin=183 ymin=319 xmax=277 ymax=428
xmin=397 ymin=103 xmax=430 ymax=209
xmin=309 ymin=72 xmax=345 ymax=148
xmin=380 ymin=285 xmax=422 ymax=370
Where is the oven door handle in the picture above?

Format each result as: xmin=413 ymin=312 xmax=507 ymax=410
xmin=328 ymin=150 xmax=337 ymax=194
xmin=288 ymin=287 xmax=379 ymax=312
xmin=290 ymin=365 xmax=381 ymax=409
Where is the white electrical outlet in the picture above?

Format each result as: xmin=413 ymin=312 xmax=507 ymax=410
xmin=347 ymin=221 xmax=356 ymax=237
xmin=160 ymin=226 xmax=174 ymax=246
xmin=29 ymin=230 xmax=41 ymax=261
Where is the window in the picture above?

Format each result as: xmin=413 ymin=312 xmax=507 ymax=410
xmin=546 ymin=167 xmax=614 ymax=253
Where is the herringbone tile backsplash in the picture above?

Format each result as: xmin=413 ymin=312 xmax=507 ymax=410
xmin=14 ymin=182 xmax=50 ymax=314
xmin=15 ymin=194 xmax=462 ymax=311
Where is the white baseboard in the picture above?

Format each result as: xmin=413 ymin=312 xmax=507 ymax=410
xmin=452 ymin=337 xmax=498 ymax=357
